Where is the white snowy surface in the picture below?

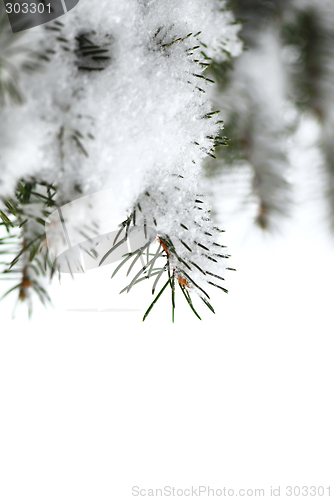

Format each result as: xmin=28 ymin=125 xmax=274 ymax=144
xmin=0 ymin=179 xmax=333 ymax=499
xmin=0 ymin=114 xmax=333 ymax=500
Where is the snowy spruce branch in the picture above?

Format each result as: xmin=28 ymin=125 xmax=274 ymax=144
xmin=0 ymin=0 xmax=242 ymax=320
xmin=204 ymin=0 xmax=334 ymax=233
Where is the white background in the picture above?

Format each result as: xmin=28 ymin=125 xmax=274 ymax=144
xmin=0 ymin=119 xmax=333 ymax=499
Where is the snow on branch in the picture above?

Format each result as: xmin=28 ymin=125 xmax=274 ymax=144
xmin=0 ymin=0 xmax=242 ymax=317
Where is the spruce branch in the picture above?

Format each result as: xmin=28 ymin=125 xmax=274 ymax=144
xmin=0 ymin=179 xmax=58 ymax=315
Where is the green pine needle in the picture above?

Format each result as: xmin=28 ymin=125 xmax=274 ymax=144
xmin=178 ymin=283 xmax=202 ymax=321
xmin=143 ymin=278 xmax=171 ymax=322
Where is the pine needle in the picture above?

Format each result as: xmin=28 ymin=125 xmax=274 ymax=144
xmin=178 ymin=283 xmax=202 ymax=320
xmin=143 ymin=278 xmax=171 ymax=322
